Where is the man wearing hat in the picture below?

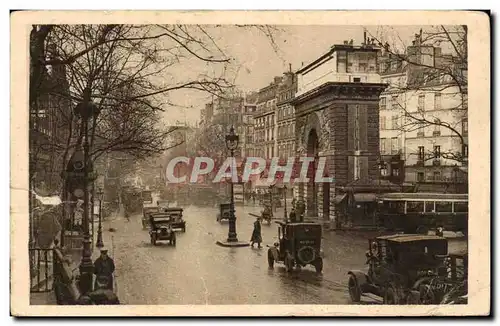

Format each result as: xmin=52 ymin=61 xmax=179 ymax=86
xmin=93 ymin=247 xmax=115 ymax=290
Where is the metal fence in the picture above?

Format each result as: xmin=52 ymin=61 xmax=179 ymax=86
xmin=29 ymin=248 xmax=54 ymax=293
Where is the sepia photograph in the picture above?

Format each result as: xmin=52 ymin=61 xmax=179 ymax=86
xmin=10 ymin=10 xmax=490 ymax=316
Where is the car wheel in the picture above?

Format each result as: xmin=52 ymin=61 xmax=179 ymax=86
xmin=314 ymin=258 xmax=323 ymax=274
xmin=267 ymin=250 xmax=274 ymax=269
xmin=172 ymin=234 xmax=177 ymax=246
xmin=348 ymin=275 xmax=361 ymax=303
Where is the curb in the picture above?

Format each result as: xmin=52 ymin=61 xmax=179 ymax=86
xmin=216 ymin=240 xmax=250 ymax=247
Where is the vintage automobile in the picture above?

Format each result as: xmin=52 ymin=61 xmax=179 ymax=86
xmin=142 ymin=207 xmax=159 ymax=229
xmin=347 ymin=234 xmax=449 ymax=304
xmin=163 ymin=208 xmax=186 ymax=232
xmin=267 ymin=221 xmax=324 ymax=273
xmin=216 ymin=203 xmax=231 ymax=223
xmin=149 ymin=213 xmax=177 ymax=246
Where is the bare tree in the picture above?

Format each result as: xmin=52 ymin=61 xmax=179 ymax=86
xmin=369 ymin=26 xmax=468 ymax=165
xmin=30 ymin=24 xmax=283 ymax=177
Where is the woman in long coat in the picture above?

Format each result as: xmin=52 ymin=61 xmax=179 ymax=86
xmin=250 ymin=217 xmax=262 ymax=248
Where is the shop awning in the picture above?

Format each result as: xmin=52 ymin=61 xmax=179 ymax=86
xmin=354 ymin=193 xmax=377 ymax=202
xmin=34 ymin=193 xmax=62 ymax=206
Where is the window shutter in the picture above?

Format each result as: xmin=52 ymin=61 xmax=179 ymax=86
xmin=358 ymin=105 xmax=368 ymax=150
xmin=359 ymin=156 xmax=369 ymax=181
xmin=347 ymin=105 xmax=356 ymax=150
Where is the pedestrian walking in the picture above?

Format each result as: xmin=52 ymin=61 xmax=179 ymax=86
xmin=93 ymin=247 xmax=115 ymax=291
xmin=250 ymin=217 xmax=262 ymax=249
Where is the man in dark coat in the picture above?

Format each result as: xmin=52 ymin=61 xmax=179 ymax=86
xmin=93 ymin=248 xmax=115 ymax=290
xmin=250 ymin=217 xmax=262 ymax=248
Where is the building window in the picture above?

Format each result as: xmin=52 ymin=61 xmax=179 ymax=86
xmin=337 ymin=51 xmax=347 ymax=73
xmin=380 ymin=116 xmax=386 ymax=130
xmin=391 ymin=96 xmax=398 ymax=110
xmin=391 ymin=137 xmax=398 ymax=154
xmin=418 ymin=95 xmax=425 ymax=113
xmin=434 ymin=145 xmax=441 ymax=158
xmin=433 ymin=171 xmax=441 ymax=181
xmin=391 ymin=61 xmax=398 ymax=71
xmin=418 ymin=146 xmax=425 ymax=161
xmin=434 ymin=93 xmax=441 ymax=110
xmin=380 ymin=97 xmax=386 ymax=110
xmin=433 ymin=119 xmax=441 ymax=136
xmin=380 ymin=138 xmax=386 ymax=154
xmin=380 ymin=165 xmax=389 ymax=177
xmin=392 ymin=168 xmax=400 ymax=177
xmin=417 ymin=172 xmax=425 ymax=182
xmin=462 ymin=118 xmax=468 ymax=136
xmin=417 ymin=122 xmax=425 ymax=137
xmin=391 ymin=115 xmax=399 ymax=130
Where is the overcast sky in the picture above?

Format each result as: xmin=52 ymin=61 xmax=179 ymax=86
xmin=159 ymin=25 xmax=439 ymax=125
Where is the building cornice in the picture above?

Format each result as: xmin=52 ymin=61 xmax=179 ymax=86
xmin=291 ymin=82 xmax=389 ymax=106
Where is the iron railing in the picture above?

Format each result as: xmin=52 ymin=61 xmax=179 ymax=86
xmin=29 ymin=248 xmax=54 ymax=293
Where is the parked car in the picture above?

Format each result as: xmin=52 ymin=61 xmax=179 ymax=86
xmin=267 ymin=221 xmax=324 ymax=273
xmin=347 ymin=234 xmax=449 ymax=304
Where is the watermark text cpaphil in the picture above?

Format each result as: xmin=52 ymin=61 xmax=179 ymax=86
xmin=165 ymin=156 xmax=334 ymax=184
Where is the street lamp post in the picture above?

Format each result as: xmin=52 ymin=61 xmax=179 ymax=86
xmin=68 ymin=88 xmax=100 ymax=295
xmin=216 ymin=126 xmax=249 ymax=247
xmin=96 ymin=187 xmax=104 ymax=248
xmin=226 ymin=126 xmax=238 ymax=243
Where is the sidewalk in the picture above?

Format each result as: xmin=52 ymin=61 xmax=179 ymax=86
xmin=30 ymin=291 xmax=57 ymax=305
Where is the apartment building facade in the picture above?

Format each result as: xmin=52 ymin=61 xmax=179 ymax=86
xmin=241 ymin=92 xmax=258 ymax=157
xmin=379 ymin=33 xmax=468 ymax=192
xmin=276 ymin=71 xmax=297 ymax=159
xmin=254 ymin=77 xmax=282 ymax=159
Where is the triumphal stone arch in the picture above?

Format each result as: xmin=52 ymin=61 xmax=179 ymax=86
xmin=291 ymin=82 xmax=387 ymax=229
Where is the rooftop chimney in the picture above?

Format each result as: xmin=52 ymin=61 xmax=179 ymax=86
xmin=363 ymin=30 xmax=367 ymax=45
xmin=289 ymin=63 xmax=292 ymax=72
xmin=344 ymin=40 xmax=349 ymax=45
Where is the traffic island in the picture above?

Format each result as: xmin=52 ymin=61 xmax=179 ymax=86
xmin=216 ymin=240 xmax=250 ymax=247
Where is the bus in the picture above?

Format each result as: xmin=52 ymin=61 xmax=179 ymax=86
xmin=378 ymin=193 xmax=468 ymax=235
